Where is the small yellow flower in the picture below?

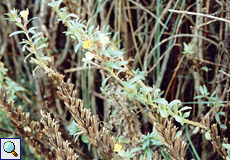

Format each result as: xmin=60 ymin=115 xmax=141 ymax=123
xmin=99 ymin=34 xmax=110 ymax=45
xmin=114 ymin=143 xmax=122 ymax=152
xmin=20 ymin=8 xmax=29 ymax=22
xmin=82 ymin=40 xmax=92 ymax=49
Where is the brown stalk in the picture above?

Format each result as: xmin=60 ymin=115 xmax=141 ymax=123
xmin=45 ymin=67 xmax=121 ymax=160
xmin=149 ymin=113 xmax=186 ymax=160
xmin=0 ymin=89 xmax=78 ymax=160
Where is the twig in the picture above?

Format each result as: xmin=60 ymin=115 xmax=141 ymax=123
xmin=64 ymin=66 xmax=99 ymax=73
xmin=169 ymin=9 xmax=230 ymax=23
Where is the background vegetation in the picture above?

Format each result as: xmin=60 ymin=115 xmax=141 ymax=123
xmin=0 ymin=0 xmax=229 ymax=160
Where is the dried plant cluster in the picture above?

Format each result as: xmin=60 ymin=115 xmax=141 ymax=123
xmin=150 ymin=115 xmax=186 ymax=160
xmin=0 ymin=0 xmax=230 ymax=160
xmin=46 ymin=67 xmax=118 ymax=159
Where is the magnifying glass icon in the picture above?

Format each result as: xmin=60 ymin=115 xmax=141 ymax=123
xmin=3 ymin=141 xmax=18 ymax=157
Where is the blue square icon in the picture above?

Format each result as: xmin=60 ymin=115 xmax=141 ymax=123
xmin=0 ymin=138 xmax=21 ymax=160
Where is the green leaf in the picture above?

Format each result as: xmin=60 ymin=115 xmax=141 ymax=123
xmin=22 ymin=44 xmax=28 ymax=52
xmin=220 ymin=124 xmax=227 ymax=130
xmin=88 ymin=25 xmax=94 ymax=36
xmin=179 ymin=106 xmax=192 ymax=112
xmin=183 ymin=111 xmax=190 ymax=118
xmin=31 ymin=57 xmax=40 ymax=65
xmin=174 ymin=116 xmax=184 ymax=125
xmin=174 ymin=105 xmax=178 ymax=115
xmin=102 ymin=76 xmax=111 ymax=88
xmin=145 ymin=147 xmax=152 ymax=160
xmin=199 ymin=86 xmax=204 ymax=95
xmin=9 ymin=30 xmax=24 ymax=37
xmin=31 ymin=32 xmax=42 ymax=40
xmin=210 ymin=91 xmax=216 ymax=98
xmin=108 ymin=49 xmax=124 ymax=58
xmin=201 ymin=66 xmax=209 ymax=72
xmin=34 ymin=37 xmax=41 ymax=46
xmin=81 ymin=134 xmax=89 ymax=143
xmin=120 ymin=81 xmax=135 ymax=90
xmin=193 ymin=95 xmax=204 ymax=99
xmin=222 ymin=143 xmax=230 ymax=150
xmin=40 ymin=56 xmax=51 ymax=62
xmin=168 ymin=99 xmax=182 ymax=108
xmin=159 ymin=109 xmax=169 ymax=118
xmin=104 ymin=62 xmax=119 ymax=69
xmin=15 ymin=23 xmax=23 ymax=28
xmin=139 ymin=87 xmax=153 ymax=93
xmin=154 ymin=98 xmax=168 ymax=105
xmin=37 ymin=43 xmax=47 ymax=50
xmin=87 ymin=143 xmax=91 ymax=151
xmin=112 ymin=31 xmax=119 ymax=40
xmin=218 ymin=111 xmax=225 ymax=116
xmin=74 ymin=42 xmax=81 ymax=53
xmin=215 ymin=113 xmax=221 ymax=124
xmin=143 ymin=140 xmax=149 ymax=150
xmin=161 ymin=149 xmax=172 ymax=159
xmin=29 ymin=26 xmax=39 ymax=30
xmin=24 ymin=52 xmax=34 ymax=63
xmin=205 ymin=131 xmax=211 ymax=140
xmin=227 ymin=155 xmax=230 ymax=160
xmin=101 ymin=50 xmax=110 ymax=57
xmin=203 ymin=85 xmax=208 ymax=94
xmin=14 ymin=86 xmax=24 ymax=91
xmin=116 ymin=61 xmax=128 ymax=67
xmin=85 ymin=18 xmax=92 ymax=28
xmin=27 ymin=17 xmax=38 ymax=24
xmin=66 ymin=13 xmax=79 ymax=19
xmin=129 ymin=75 xmax=144 ymax=84
xmin=131 ymin=147 xmax=142 ymax=154
xmin=117 ymin=68 xmax=127 ymax=76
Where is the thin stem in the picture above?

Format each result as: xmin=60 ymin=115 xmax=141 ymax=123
xmin=169 ymin=9 xmax=230 ymax=24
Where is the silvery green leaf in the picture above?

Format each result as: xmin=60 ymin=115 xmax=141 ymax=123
xmin=102 ymin=76 xmax=111 ymax=88
xmin=117 ymin=68 xmax=127 ymax=76
xmin=121 ymin=81 xmax=135 ymax=90
xmin=168 ymin=99 xmax=182 ymax=108
xmin=174 ymin=116 xmax=184 ymax=124
xmin=222 ymin=143 xmax=230 ymax=150
xmin=183 ymin=111 xmax=190 ymax=118
xmin=37 ymin=44 xmax=47 ymax=50
xmin=88 ymin=25 xmax=94 ymax=36
xmin=31 ymin=32 xmax=42 ymax=40
xmin=9 ymin=30 xmax=24 ymax=37
xmin=116 ymin=61 xmax=128 ymax=67
xmin=34 ymin=37 xmax=41 ymax=46
xmin=179 ymin=106 xmax=192 ymax=112
xmin=40 ymin=56 xmax=51 ymax=62
xmin=15 ymin=23 xmax=23 ymax=28
xmin=159 ymin=109 xmax=169 ymax=118
xmin=22 ymin=44 xmax=28 ymax=52
xmin=74 ymin=43 xmax=81 ymax=53
xmin=205 ymin=131 xmax=211 ymax=140
xmin=104 ymin=62 xmax=119 ymax=69
xmin=129 ymin=75 xmax=144 ymax=84
xmin=154 ymin=98 xmax=168 ymax=105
